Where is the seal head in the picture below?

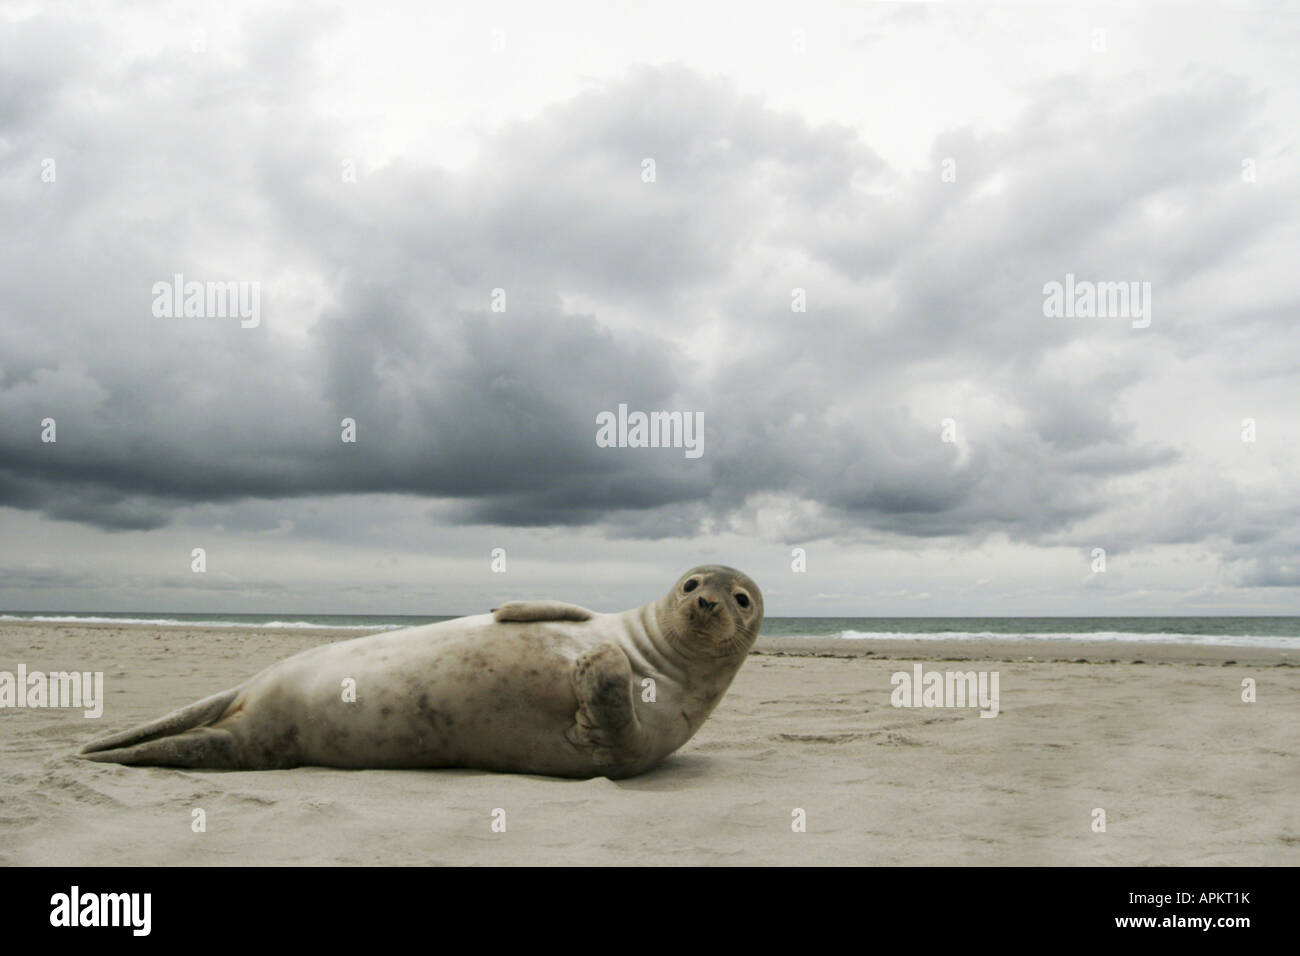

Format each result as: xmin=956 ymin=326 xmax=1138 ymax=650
xmin=657 ymin=564 xmax=763 ymax=660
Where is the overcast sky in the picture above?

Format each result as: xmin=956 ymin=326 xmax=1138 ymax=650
xmin=2 ymin=1 xmax=1297 ymax=617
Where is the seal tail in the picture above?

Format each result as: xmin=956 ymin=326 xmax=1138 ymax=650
xmin=78 ymin=687 xmax=242 ymax=767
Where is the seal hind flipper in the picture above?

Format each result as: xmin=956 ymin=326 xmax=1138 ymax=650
xmin=79 ymin=726 xmax=240 ymax=768
xmin=492 ymin=601 xmax=593 ymax=623
xmin=79 ymin=687 xmax=241 ymax=757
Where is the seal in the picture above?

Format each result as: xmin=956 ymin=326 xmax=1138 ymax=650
xmin=78 ymin=565 xmax=763 ymax=779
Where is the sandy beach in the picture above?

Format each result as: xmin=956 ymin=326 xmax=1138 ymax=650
xmin=2 ymin=621 xmax=1296 ymax=866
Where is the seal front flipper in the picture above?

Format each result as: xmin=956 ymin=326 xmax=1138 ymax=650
xmin=565 ymin=643 xmax=645 ymax=777
xmin=492 ymin=600 xmax=593 ymax=623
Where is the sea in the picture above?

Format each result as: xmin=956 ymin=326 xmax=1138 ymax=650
xmin=1 ymin=612 xmax=1298 ymax=649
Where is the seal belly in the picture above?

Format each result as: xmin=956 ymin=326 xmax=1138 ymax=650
xmin=272 ymin=623 xmax=586 ymax=772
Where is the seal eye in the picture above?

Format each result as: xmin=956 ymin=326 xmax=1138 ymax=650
xmin=734 ymin=593 xmax=750 ymax=608
xmin=683 ymin=579 xmax=699 ymax=593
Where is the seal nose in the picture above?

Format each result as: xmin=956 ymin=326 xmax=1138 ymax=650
xmin=697 ymin=595 xmax=718 ymax=612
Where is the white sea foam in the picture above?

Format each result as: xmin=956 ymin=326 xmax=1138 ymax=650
xmin=792 ymin=630 xmax=1296 ymax=649
xmin=0 ymin=614 xmax=405 ymax=631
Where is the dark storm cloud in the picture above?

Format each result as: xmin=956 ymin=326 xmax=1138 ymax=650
xmin=0 ymin=11 xmax=1293 ymax=573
